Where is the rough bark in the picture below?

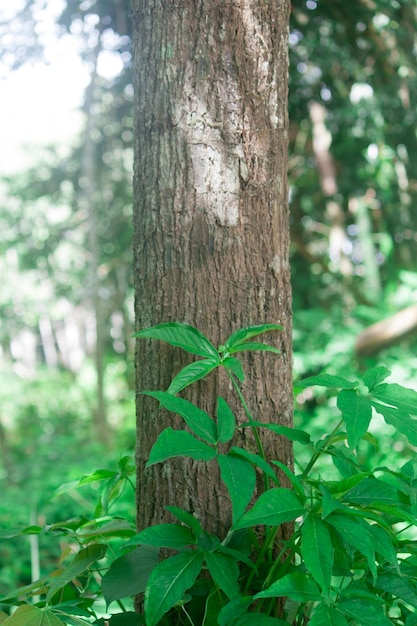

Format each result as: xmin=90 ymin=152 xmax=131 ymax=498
xmin=132 ymin=0 xmax=292 ymax=538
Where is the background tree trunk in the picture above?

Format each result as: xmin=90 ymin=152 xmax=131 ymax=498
xmin=132 ymin=0 xmax=292 ymax=537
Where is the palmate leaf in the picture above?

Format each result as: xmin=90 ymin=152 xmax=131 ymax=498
xmin=101 ymin=546 xmax=159 ymax=606
xmin=233 ymin=488 xmax=304 ymax=530
xmin=337 ymin=390 xmax=372 ymax=448
xmin=146 ymin=428 xmax=217 ymax=466
xmin=254 ymin=572 xmax=321 ymax=603
xmin=143 ymin=391 xmax=217 ymax=443
xmin=218 ymin=454 xmax=256 ymax=522
xmin=167 ymin=357 xmax=220 ymax=394
xmin=0 ymin=605 xmax=65 ymax=626
xmin=205 ymin=551 xmax=240 ymax=600
xmin=301 ymin=514 xmax=334 ymax=597
xmin=223 ymin=323 xmax=283 ymax=351
xmin=134 ymin=322 xmax=218 ymax=358
xmin=144 ymin=551 xmax=204 ymax=626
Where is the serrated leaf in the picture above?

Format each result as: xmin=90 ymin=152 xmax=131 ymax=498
xmin=229 ymin=342 xmax=281 ymax=355
xmin=167 ymin=357 xmax=220 ymax=394
xmin=301 ymin=514 xmax=334 ymax=597
xmin=218 ymin=454 xmax=256 ymax=522
xmin=338 ymin=598 xmax=392 ymax=626
xmin=144 ymin=551 xmax=204 ymax=626
xmin=362 ymin=367 xmax=391 ymax=391
xmin=165 ymin=506 xmax=203 ymax=538
xmin=337 ymin=390 xmax=372 ymax=448
xmin=224 ymin=324 xmax=283 ymax=350
xmin=102 ymin=546 xmax=159 ymax=606
xmin=216 ymin=397 xmax=236 ymax=443
xmin=46 ymin=543 xmax=107 ymax=602
xmin=233 ymin=488 xmax=304 ymax=530
xmin=254 ymin=572 xmax=321 ymax=602
xmin=297 ymin=374 xmax=358 ymax=390
xmin=146 ymin=428 xmax=217 ymax=466
xmin=372 ymin=382 xmax=417 ymax=415
xmin=1 ymin=605 xmax=65 ymax=626
xmin=310 ymin=603 xmax=349 ymax=626
xmin=143 ymin=391 xmax=217 ymax=443
xmin=134 ymin=322 xmax=218 ymax=358
xmin=205 ymin=551 xmax=240 ymax=600
xmin=371 ymin=403 xmax=417 ymax=445
xmin=222 ymin=356 xmax=245 ymax=381
xmin=124 ymin=524 xmax=195 ymax=549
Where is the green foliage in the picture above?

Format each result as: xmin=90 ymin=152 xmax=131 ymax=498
xmin=4 ymin=323 xmax=417 ymax=625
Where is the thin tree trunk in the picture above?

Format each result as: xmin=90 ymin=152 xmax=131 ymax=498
xmin=132 ymin=0 xmax=292 ymax=538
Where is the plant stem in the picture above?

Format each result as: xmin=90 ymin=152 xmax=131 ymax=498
xmin=301 ymin=419 xmax=344 ymax=479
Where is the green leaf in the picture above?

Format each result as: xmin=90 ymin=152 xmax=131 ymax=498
xmin=144 ymin=551 xmax=204 ymax=626
xmin=216 ymin=397 xmax=236 ymax=443
xmin=1 ymin=606 xmax=65 ymax=626
xmin=224 ymin=324 xmax=282 ymax=350
xmin=297 ymin=374 xmax=358 ymax=390
xmin=367 ymin=524 xmax=398 ymax=568
xmin=271 ymin=461 xmax=306 ymax=499
xmin=124 ymin=524 xmax=195 ymax=549
xmin=146 ymin=428 xmax=217 ymax=466
xmin=371 ymin=403 xmax=417 ymax=446
xmin=167 ymin=357 xmax=220 ymax=394
xmin=343 ymin=476 xmax=400 ymax=506
xmin=337 ymin=390 xmax=372 ymax=448
xmin=102 ymin=546 xmax=159 ymax=606
xmin=310 ymin=604 xmax=349 ymax=626
xmin=229 ymin=342 xmax=280 ymax=355
xmin=376 ymin=572 xmax=417 ymax=607
xmin=229 ymin=447 xmax=279 ymax=485
xmin=205 ymin=551 xmax=240 ymax=600
xmin=327 ymin=513 xmax=376 ymax=582
xmin=217 ymin=597 xmax=252 ymax=626
xmin=46 ymin=543 xmax=107 ymax=602
xmin=222 ymin=356 xmax=245 ymax=381
xmin=142 ymin=391 xmax=217 ymax=443
xmin=254 ymin=572 xmax=321 ymax=603
xmin=372 ymin=382 xmax=417 ymax=415
xmin=233 ymin=488 xmax=304 ymax=530
xmin=337 ymin=598 xmax=392 ymax=626
xmin=218 ymin=454 xmax=256 ymax=522
xmin=165 ymin=506 xmax=203 ymax=538
xmin=301 ymin=514 xmax=334 ymax=597
xmin=232 ymin=615 xmax=288 ymax=625
xmin=0 ymin=613 xmax=8 ymax=625
xmin=246 ymin=421 xmax=311 ymax=444
xmin=362 ymin=367 xmax=391 ymax=392
xmin=134 ymin=322 xmax=218 ymax=358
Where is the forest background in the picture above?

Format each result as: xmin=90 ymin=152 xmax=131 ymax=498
xmin=1 ymin=0 xmax=417 ymax=597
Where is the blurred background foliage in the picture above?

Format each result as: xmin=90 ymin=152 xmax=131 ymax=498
xmin=1 ymin=0 xmax=417 ymax=597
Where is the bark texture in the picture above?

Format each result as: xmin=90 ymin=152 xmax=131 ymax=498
xmin=132 ymin=0 xmax=292 ymax=537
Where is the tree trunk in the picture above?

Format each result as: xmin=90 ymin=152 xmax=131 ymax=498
xmin=132 ymin=0 xmax=292 ymax=538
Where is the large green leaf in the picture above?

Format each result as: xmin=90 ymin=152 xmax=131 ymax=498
xmin=372 ymin=382 xmax=417 ymax=415
xmin=229 ymin=447 xmax=280 ymax=484
xmin=246 ymin=421 xmax=311 ymax=444
xmin=367 ymin=524 xmax=398 ymax=568
xmin=102 ymin=546 xmax=159 ymax=606
xmin=229 ymin=342 xmax=281 ymax=355
xmin=222 ymin=356 xmax=245 ymax=381
xmin=165 ymin=506 xmax=204 ymax=537
xmin=297 ymin=374 xmax=358 ymax=390
xmin=327 ymin=513 xmax=376 ymax=582
xmin=1 ymin=606 xmax=64 ymax=626
xmin=337 ymin=598 xmax=392 ymax=626
xmin=217 ymin=597 xmax=252 ymax=626
xmin=376 ymin=572 xmax=417 ymax=607
xmin=254 ymin=572 xmax=321 ymax=603
xmin=218 ymin=454 xmax=256 ymax=522
xmin=205 ymin=551 xmax=240 ymax=600
xmin=337 ymin=390 xmax=372 ymax=448
xmin=134 ymin=322 xmax=218 ymax=358
xmin=301 ymin=514 xmax=334 ymax=597
xmin=124 ymin=524 xmax=195 ymax=549
xmin=146 ymin=428 xmax=217 ymax=466
xmin=216 ymin=397 xmax=236 ymax=443
xmin=309 ymin=604 xmax=349 ymax=626
xmin=362 ymin=366 xmax=391 ymax=392
xmin=233 ymin=488 xmax=304 ymax=530
xmin=223 ymin=324 xmax=282 ymax=351
xmin=371 ymin=402 xmax=417 ymax=445
xmin=46 ymin=544 xmax=107 ymax=602
xmin=143 ymin=391 xmax=217 ymax=443
xmin=343 ymin=476 xmax=400 ymax=506
xmin=144 ymin=551 xmax=204 ymax=626
xmin=167 ymin=357 xmax=220 ymax=394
